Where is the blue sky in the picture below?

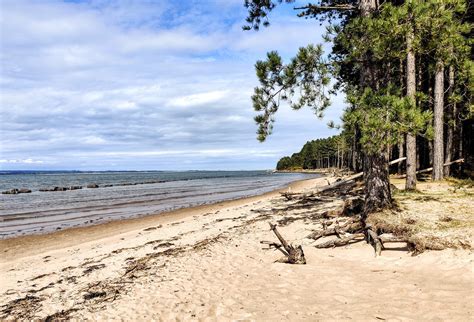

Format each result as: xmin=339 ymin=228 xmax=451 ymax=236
xmin=0 ymin=0 xmax=345 ymax=171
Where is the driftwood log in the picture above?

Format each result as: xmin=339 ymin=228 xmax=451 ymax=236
xmin=307 ymin=216 xmax=362 ymax=240
xmin=396 ymin=158 xmax=464 ymax=178
xmin=315 ymin=233 xmax=365 ymax=248
xmin=262 ymin=223 xmax=306 ymax=264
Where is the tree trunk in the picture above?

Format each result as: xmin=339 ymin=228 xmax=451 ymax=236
xmin=359 ymin=0 xmax=391 ymax=213
xmin=360 ymin=0 xmax=377 ymax=16
xmin=405 ymin=26 xmax=417 ymax=190
xmin=363 ymin=152 xmax=391 ymax=216
xmin=428 ymin=140 xmax=433 ymax=166
xmin=432 ymin=59 xmax=444 ymax=181
xmin=398 ymin=135 xmax=405 ymax=175
xmin=444 ymin=65 xmax=455 ymax=176
xmin=458 ymin=119 xmax=463 ymax=173
xmin=352 ymin=130 xmax=358 ymax=171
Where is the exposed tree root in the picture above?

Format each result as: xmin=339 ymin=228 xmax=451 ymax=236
xmin=263 ymin=223 xmax=306 ymax=264
xmin=307 ymin=216 xmax=362 ymax=240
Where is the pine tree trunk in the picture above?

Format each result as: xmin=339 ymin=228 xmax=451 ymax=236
xmin=444 ymin=65 xmax=455 ymax=176
xmin=358 ymin=0 xmax=391 ymax=213
xmin=363 ymin=152 xmax=391 ymax=215
xmin=398 ymin=135 xmax=405 ymax=175
xmin=416 ymin=138 xmax=421 ymax=169
xmin=428 ymin=140 xmax=433 ymax=165
xmin=458 ymin=123 xmax=463 ymax=173
xmin=405 ymin=26 xmax=417 ymax=190
xmin=432 ymin=59 xmax=444 ymax=180
xmin=352 ymin=130 xmax=358 ymax=171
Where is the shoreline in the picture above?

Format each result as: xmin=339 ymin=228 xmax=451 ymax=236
xmin=1 ymin=175 xmax=472 ymax=321
xmin=0 ymin=176 xmax=320 ymax=261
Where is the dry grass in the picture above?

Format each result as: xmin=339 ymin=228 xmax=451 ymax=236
xmin=368 ymin=178 xmax=474 ymax=254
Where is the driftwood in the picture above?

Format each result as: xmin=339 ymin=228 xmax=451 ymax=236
xmin=274 ymin=158 xmax=418 ymax=258
xmin=280 ymin=177 xmax=358 ymax=200
xmin=280 ymin=157 xmax=407 ymax=201
xmin=307 ymin=216 xmax=362 ymax=240
xmin=315 ymin=233 xmax=365 ymax=248
xmin=366 ymin=228 xmax=382 ymax=256
xmin=320 ymin=157 xmax=406 ymax=188
xmin=397 ymin=158 xmax=464 ymax=178
xmin=284 ymin=181 xmax=359 ymax=201
xmin=319 ymin=197 xmax=364 ymax=219
xmin=264 ymin=223 xmax=306 ymax=264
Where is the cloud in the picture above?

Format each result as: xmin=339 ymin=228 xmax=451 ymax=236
xmin=0 ymin=159 xmax=45 ymax=164
xmin=0 ymin=0 xmax=344 ymax=170
xmin=169 ymin=90 xmax=229 ymax=107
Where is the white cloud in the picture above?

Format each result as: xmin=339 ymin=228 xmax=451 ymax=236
xmin=83 ymin=136 xmax=107 ymax=145
xmin=0 ymin=158 xmax=44 ymax=164
xmin=168 ymin=90 xmax=229 ymax=107
xmin=0 ymin=0 xmax=344 ymax=170
xmin=71 ymin=148 xmax=282 ymax=158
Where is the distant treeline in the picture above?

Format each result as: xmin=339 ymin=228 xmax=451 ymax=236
xmin=277 ymin=134 xmax=351 ymax=171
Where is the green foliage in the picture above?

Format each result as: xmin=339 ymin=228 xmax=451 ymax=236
xmin=330 ymin=0 xmax=471 ymax=153
xmin=276 ymin=134 xmax=349 ymax=170
xmin=344 ymin=86 xmax=432 ymax=153
xmin=252 ymin=45 xmax=331 ymax=141
xmin=245 ymin=0 xmax=472 ymax=170
xmin=243 ymin=0 xmax=357 ymax=31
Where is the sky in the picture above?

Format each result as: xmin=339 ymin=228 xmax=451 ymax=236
xmin=0 ymin=0 xmax=346 ymax=171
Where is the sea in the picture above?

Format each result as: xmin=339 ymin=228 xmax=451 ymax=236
xmin=0 ymin=170 xmax=319 ymax=239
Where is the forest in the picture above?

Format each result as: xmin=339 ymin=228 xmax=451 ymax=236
xmin=245 ymin=0 xmax=473 ymax=214
xmin=276 ymin=135 xmax=351 ymax=170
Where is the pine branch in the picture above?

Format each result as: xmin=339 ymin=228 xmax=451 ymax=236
xmin=294 ymin=4 xmax=356 ymax=12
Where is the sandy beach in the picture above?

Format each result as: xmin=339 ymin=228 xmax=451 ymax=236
xmin=1 ymin=176 xmax=472 ymax=321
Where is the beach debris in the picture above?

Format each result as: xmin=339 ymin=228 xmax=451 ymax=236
xmin=315 ymin=233 xmax=365 ymax=248
xmin=394 ymin=158 xmax=464 ymax=179
xmin=2 ymin=188 xmax=32 ymax=194
xmin=307 ymin=215 xmax=363 ymax=241
xmin=262 ymin=223 xmax=306 ymax=264
xmin=83 ymin=291 xmax=106 ymax=300
xmin=0 ymin=295 xmax=42 ymax=320
xmin=274 ymin=173 xmax=408 ymax=257
xmin=38 ymin=186 xmax=82 ymax=192
xmin=83 ymin=264 xmax=106 ymax=275
xmin=143 ymin=225 xmax=162 ymax=231
xmin=44 ymin=308 xmax=79 ymax=322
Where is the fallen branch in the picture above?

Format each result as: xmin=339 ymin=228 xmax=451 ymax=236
xmin=396 ymin=159 xmax=464 ymax=178
xmin=268 ymin=223 xmax=306 ymax=264
xmin=315 ymin=233 xmax=365 ymax=248
xmin=307 ymin=216 xmax=362 ymax=240
xmin=321 ymin=157 xmax=406 ymax=190
xmin=366 ymin=228 xmax=382 ymax=257
xmin=260 ymin=240 xmax=288 ymax=257
xmin=379 ymin=235 xmax=409 ymax=243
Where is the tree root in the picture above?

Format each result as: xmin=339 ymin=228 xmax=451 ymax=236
xmin=307 ymin=216 xmax=362 ymax=240
xmin=262 ymin=223 xmax=306 ymax=264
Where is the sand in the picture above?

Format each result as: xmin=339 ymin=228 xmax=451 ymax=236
xmin=0 ymin=176 xmax=472 ymax=321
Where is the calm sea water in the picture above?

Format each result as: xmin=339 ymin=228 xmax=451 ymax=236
xmin=0 ymin=171 xmax=318 ymax=238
